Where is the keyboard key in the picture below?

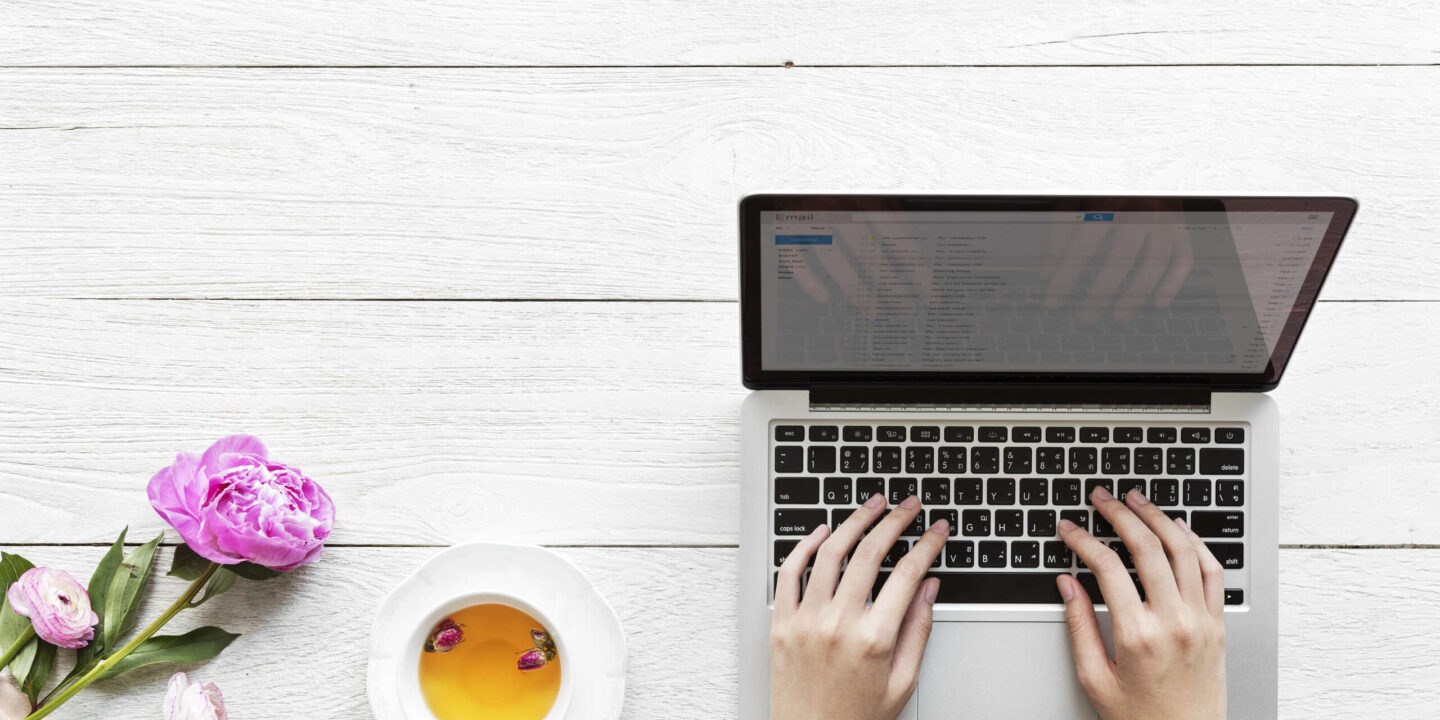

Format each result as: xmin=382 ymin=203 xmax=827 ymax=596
xmin=1108 ymin=542 xmax=1135 ymax=569
xmin=830 ymin=509 xmax=855 ymax=530
xmin=1114 ymin=427 xmax=1144 ymax=443
xmin=938 ymin=447 xmax=967 ymax=473
xmin=995 ymin=510 xmax=1024 ymax=537
xmin=1075 ymin=572 xmax=1147 ymax=604
xmin=1163 ymin=510 xmax=1186 ymax=522
xmin=888 ymin=477 xmax=919 ymax=505
xmin=774 ymin=540 xmax=807 ymax=567
xmin=823 ymin=477 xmax=851 ymax=505
xmin=1224 ymin=589 xmax=1244 ymax=605
xmin=1133 ymin=448 xmax=1164 ymax=475
xmin=1094 ymin=513 xmax=1115 ymax=537
xmin=954 ymin=478 xmax=984 ymax=505
xmin=1052 ymin=478 xmax=1082 ymax=506
xmin=1044 ymin=541 xmax=1073 ymax=568
xmin=1191 ymin=511 xmax=1244 ymax=537
xmin=809 ymin=425 xmax=839 ymax=442
xmin=873 ymin=447 xmax=902 ymax=473
xmin=979 ymin=426 xmax=1008 ymax=443
xmin=1216 ymin=480 xmax=1245 ymax=506
xmin=944 ymin=426 xmax=975 ymax=443
xmin=842 ymin=425 xmax=873 ymax=442
xmin=1028 ymin=510 xmax=1057 ymax=537
xmin=930 ymin=509 xmax=959 ymax=536
xmin=775 ymin=425 xmax=804 ymax=442
xmin=1151 ymin=479 xmax=1180 ymax=506
xmin=902 ymin=513 xmax=926 ymax=537
xmin=1215 ymin=427 xmax=1246 ymax=444
xmin=921 ymin=477 xmax=950 ymax=505
xmin=1206 ymin=542 xmax=1244 ymax=569
xmin=962 ymin=509 xmax=991 ymax=536
xmin=878 ymin=426 xmax=907 ymax=442
xmin=1200 ymin=448 xmax=1245 ymax=475
xmin=1019 ymin=478 xmax=1048 ymax=505
xmin=855 ymin=477 xmax=885 ymax=505
xmin=987 ymin=478 xmax=1016 ymax=505
xmin=1167 ymin=448 xmax=1196 ymax=475
xmin=1117 ymin=479 xmax=1146 ymax=502
xmin=1147 ymin=427 xmax=1178 ymax=443
xmin=978 ymin=541 xmax=1008 ymax=568
xmin=972 ymin=447 xmax=1000 ymax=474
xmin=1060 ymin=509 xmax=1090 ymax=532
xmin=1084 ymin=479 xmax=1114 ymax=505
xmin=1069 ymin=447 xmax=1098 ymax=474
xmin=775 ymin=509 xmax=827 ymax=535
xmin=925 ymin=572 xmax=1067 ymax=604
xmin=1184 ymin=479 xmax=1213 ymax=506
xmin=945 ymin=541 xmax=975 ymax=568
xmin=1182 ymin=427 xmax=1211 ymax=444
xmin=1037 ymin=447 xmax=1066 ymax=474
xmin=912 ymin=426 xmax=941 ymax=442
xmin=882 ymin=541 xmax=909 ymax=567
xmin=808 ymin=446 xmax=836 ymax=474
xmin=840 ymin=446 xmax=870 ymax=473
xmin=775 ymin=477 xmax=819 ymax=504
xmin=1013 ymin=426 xmax=1043 ymax=443
xmin=906 ymin=446 xmax=934 ymax=474
xmin=1046 ymin=427 xmax=1077 ymax=443
xmin=1011 ymin=541 xmax=1041 ymax=568
xmin=1101 ymin=447 xmax=1130 ymax=475
xmin=774 ymin=446 xmax=803 ymax=473
xmin=1004 ymin=446 xmax=1033 ymax=474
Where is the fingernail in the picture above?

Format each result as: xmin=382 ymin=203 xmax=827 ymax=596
xmin=1057 ymin=575 xmax=1076 ymax=602
xmin=1129 ymin=490 xmax=1149 ymax=505
xmin=924 ymin=578 xmax=939 ymax=604
xmin=929 ymin=518 xmax=949 ymax=535
xmin=902 ymin=495 xmax=920 ymax=510
xmin=1058 ymin=519 xmax=1078 ymax=533
xmin=1091 ymin=485 xmax=1113 ymax=501
xmin=864 ymin=493 xmax=884 ymax=508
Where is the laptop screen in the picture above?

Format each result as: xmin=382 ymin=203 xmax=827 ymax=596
xmin=741 ymin=196 xmax=1357 ymax=390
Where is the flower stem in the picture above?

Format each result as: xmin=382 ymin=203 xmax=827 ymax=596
xmin=26 ymin=563 xmax=218 ymax=720
xmin=0 ymin=626 xmax=36 ymax=670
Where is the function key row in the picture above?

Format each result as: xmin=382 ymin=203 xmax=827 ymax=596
xmin=777 ymin=425 xmax=1245 ymax=445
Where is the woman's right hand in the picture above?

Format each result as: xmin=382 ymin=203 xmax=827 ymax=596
xmin=1056 ymin=486 xmax=1229 ymax=720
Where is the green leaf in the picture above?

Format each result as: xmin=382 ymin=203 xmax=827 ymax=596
xmin=18 ymin=638 xmax=55 ymax=703
xmin=96 ymin=626 xmax=239 ymax=681
xmin=100 ymin=533 xmax=162 ymax=651
xmin=229 ymin=562 xmax=283 ymax=581
xmin=0 ymin=552 xmax=37 ymax=659
xmin=75 ymin=528 xmax=128 ymax=668
xmin=191 ymin=568 xmax=237 ymax=607
xmin=167 ymin=544 xmax=212 ymax=582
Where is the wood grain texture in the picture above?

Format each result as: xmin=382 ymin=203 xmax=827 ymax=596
xmin=0 ymin=299 xmax=1435 ymax=547
xmin=0 ymin=545 xmax=1434 ymax=719
xmin=3 ymin=0 xmax=1438 ymax=66
xmin=1 ymin=67 xmax=1436 ymax=301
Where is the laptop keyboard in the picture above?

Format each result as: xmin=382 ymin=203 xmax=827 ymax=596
xmin=771 ymin=422 xmax=1248 ymax=606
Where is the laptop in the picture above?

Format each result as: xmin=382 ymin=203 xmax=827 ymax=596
xmin=737 ymin=195 xmax=1357 ymax=719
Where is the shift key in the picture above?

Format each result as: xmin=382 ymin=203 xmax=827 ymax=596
xmin=1199 ymin=448 xmax=1245 ymax=475
xmin=775 ymin=509 xmax=828 ymax=535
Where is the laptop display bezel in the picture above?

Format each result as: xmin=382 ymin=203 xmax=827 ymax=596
xmin=740 ymin=194 xmax=1357 ymax=391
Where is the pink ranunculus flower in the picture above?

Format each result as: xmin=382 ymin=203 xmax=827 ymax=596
xmin=163 ymin=672 xmax=227 ymax=720
xmin=147 ymin=435 xmax=335 ymax=572
xmin=5 ymin=567 xmax=99 ymax=649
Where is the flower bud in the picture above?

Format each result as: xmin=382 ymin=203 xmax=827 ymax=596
xmin=517 ymin=650 xmax=548 ymax=671
xmin=424 ymin=618 xmax=464 ymax=653
xmin=5 ymin=567 xmax=98 ymax=649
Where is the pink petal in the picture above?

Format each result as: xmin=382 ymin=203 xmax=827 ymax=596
xmin=200 ymin=435 xmax=268 ymax=476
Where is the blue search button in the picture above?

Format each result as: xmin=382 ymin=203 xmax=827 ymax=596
xmin=1083 ymin=213 xmax=1115 ymax=222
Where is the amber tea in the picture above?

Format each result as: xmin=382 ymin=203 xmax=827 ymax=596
xmin=418 ymin=603 xmax=563 ymax=720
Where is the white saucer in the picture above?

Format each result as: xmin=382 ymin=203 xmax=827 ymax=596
xmin=368 ymin=543 xmax=626 ymax=720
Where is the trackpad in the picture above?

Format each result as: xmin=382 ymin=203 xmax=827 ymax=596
xmin=918 ymin=623 xmax=1096 ymax=719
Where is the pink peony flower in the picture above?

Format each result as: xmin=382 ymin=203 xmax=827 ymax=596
xmin=5 ymin=567 xmax=99 ymax=649
xmin=424 ymin=618 xmax=464 ymax=653
xmin=147 ymin=435 xmax=335 ymax=572
xmin=163 ymin=673 xmax=227 ymax=720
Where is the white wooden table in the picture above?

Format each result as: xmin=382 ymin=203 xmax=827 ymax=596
xmin=2 ymin=2 xmax=1439 ymax=717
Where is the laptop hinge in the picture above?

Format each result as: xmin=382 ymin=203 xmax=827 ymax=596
xmin=808 ymin=383 xmax=1211 ymax=413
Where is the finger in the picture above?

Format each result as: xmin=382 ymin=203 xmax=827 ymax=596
xmin=806 ymin=493 xmax=888 ymax=603
xmin=1058 ymin=518 xmax=1143 ymax=616
xmin=889 ymin=577 xmax=939 ymax=702
xmin=1090 ymin=485 xmax=1182 ymax=610
xmin=872 ymin=517 xmax=948 ymax=633
xmin=1111 ymin=232 xmax=1173 ymax=323
xmin=1151 ymin=228 xmax=1194 ymax=308
xmin=1179 ymin=518 xmax=1227 ymax=619
xmin=1124 ymin=489 xmax=1205 ymax=609
xmin=1045 ymin=222 xmax=1111 ymax=310
xmin=1057 ymin=574 xmax=1118 ymax=702
xmin=835 ymin=496 xmax=924 ymax=604
xmin=1079 ymin=222 xmax=1147 ymax=325
xmin=773 ymin=523 xmax=828 ymax=620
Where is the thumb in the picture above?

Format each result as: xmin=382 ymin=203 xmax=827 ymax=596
xmin=1058 ymin=574 xmax=1117 ymax=702
xmin=889 ymin=577 xmax=939 ymax=700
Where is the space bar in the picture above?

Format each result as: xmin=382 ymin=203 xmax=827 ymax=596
xmin=876 ymin=572 xmax=1065 ymax=604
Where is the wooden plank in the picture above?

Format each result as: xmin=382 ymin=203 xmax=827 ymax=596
xmin=1 ymin=67 xmax=1436 ymax=301
xmin=0 ymin=299 xmax=1434 ymax=546
xmin=3 ymin=0 xmax=1438 ymax=66
xmin=0 ymin=545 xmax=1432 ymax=718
